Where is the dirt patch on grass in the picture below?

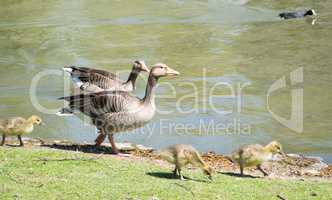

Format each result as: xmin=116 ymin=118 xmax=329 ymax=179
xmin=2 ymin=137 xmax=332 ymax=181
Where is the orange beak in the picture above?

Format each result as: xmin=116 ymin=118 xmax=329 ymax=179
xmin=166 ymin=67 xmax=180 ymax=76
xmin=141 ymin=62 xmax=150 ymax=73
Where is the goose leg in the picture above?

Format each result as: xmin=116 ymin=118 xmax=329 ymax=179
xmin=177 ymin=167 xmax=184 ymax=180
xmin=174 ymin=160 xmax=184 ymax=180
xmin=1 ymin=135 xmax=5 ymax=146
xmin=17 ymin=135 xmax=24 ymax=146
xmin=94 ymin=130 xmax=106 ymax=146
xmin=173 ymin=166 xmax=178 ymax=176
xmin=240 ymin=163 xmax=244 ymax=176
xmin=108 ymin=134 xmax=119 ymax=154
xmin=257 ymin=164 xmax=268 ymax=176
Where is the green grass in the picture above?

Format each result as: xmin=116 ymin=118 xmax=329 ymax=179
xmin=0 ymin=147 xmax=331 ymax=200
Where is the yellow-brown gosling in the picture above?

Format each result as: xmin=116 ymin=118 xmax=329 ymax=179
xmin=158 ymin=144 xmax=214 ymax=180
xmin=0 ymin=115 xmax=43 ymax=146
xmin=230 ymin=141 xmax=284 ymax=176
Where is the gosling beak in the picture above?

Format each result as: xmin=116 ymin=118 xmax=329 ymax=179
xmin=166 ymin=67 xmax=180 ymax=76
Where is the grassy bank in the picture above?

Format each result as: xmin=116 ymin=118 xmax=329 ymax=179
xmin=1 ymin=147 xmax=331 ymax=200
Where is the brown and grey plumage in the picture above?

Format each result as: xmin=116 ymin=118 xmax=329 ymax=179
xmin=158 ymin=144 xmax=214 ymax=180
xmin=0 ymin=115 xmax=43 ymax=146
xmin=63 ymin=60 xmax=149 ymax=93
xmin=230 ymin=141 xmax=284 ymax=176
xmin=58 ymin=63 xmax=179 ymax=154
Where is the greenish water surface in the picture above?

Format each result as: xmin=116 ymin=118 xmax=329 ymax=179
xmin=0 ymin=0 xmax=331 ymax=162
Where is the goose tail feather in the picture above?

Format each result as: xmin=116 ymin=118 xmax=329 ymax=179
xmin=63 ymin=66 xmax=85 ymax=87
xmin=56 ymin=107 xmax=74 ymax=116
xmin=63 ymin=66 xmax=75 ymax=73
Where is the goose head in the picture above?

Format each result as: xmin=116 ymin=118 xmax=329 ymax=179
xmin=305 ymin=9 xmax=317 ymax=17
xmin=28 ymin=115 xmax=43 ymax=126
xmin=150 ymin=63 xmax=180 ymax=78
xmin=265 ymin=141 xmax=284 ymax=156
xmin=133 ymin=60 xmax=149 ymax=73
xmin=203 ymin=165 xmax=214 ymax=180
xmin=142 ymin=63 xmax=179 ymax=104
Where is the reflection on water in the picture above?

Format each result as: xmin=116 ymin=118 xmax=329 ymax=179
xmin=0 ymin=0 xmax=331 ymax=162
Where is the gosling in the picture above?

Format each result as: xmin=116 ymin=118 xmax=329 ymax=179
xmin=230 ymin=141 xmax=284 ymax=177
xmin=158 ymin=144 xmax=213 ymax=180
xmin=0 ymin=115 xmax=43 ymax=146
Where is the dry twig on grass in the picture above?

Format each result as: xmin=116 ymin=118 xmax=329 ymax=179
xmin=34 ymin=153 xmax=104 ymax=162
xmin=172 ymin=183 xmax=195 ymax=198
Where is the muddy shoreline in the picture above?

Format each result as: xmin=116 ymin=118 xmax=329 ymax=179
xmin=2 ymin=137 xmax=332 ymax=181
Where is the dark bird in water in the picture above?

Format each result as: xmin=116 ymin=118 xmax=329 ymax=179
xmin=279 ymin=9 xmax=317 ymax=19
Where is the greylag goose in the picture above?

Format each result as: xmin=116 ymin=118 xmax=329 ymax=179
xmin=0 ymin=115 xmax=43 ymax=146
xmin=158 ymin=144 xmax=214 ymax=180
xmin=58 ymin=63 xmax=179 ymax=154
xmin=279 ymin=9 xmax=316 ymax=19
xmin=230 ymin=141 xmax=285 ymax=176
xmin=63 ymin=60 xmax=149 ymax=92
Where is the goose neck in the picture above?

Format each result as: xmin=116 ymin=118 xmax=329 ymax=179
xmin=125 ymin=68 xmax=140 ymax=89
xmin=26 ymin=118 xmax=35 ymax=126
xmin=143 ymin=74 xmax=158 ymax=104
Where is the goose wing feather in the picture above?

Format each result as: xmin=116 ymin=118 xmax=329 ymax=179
xmin=59 ymin=91 xmax=141 ymax=116
xmin=95 ymin=112 xmax=145 ymax=132
xmin=0 ymin=117 xmax=25 ymax=130
xmin=66 ymin=66 xmax=123 ymax=90
xmin=231 ymin=144 xmax=263 ymax=160
xmin=241 ymin=144 xmax=263 ymax=158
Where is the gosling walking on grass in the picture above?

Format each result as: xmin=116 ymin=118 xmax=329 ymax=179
xmin=158 ymin=144 xmax=213 ymax=180
xmin=230 ymin=141 xmax=284 ymax=177
xmin=0 ymin=115 xmax=43 ymax=146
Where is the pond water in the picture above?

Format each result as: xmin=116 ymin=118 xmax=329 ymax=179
xmin=0 ymin=0 xmax=331 ymax=162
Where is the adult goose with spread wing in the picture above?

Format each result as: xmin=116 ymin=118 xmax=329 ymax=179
xmin=58 ymin=63 xmax=179 ymax=154
xmin=63 ymin=60 xmax=149 ymax=93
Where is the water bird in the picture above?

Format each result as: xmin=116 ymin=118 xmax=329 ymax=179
xmin=0 ymin=115 xmax=43 ymax=146
xmin=230 ymin=141 xmax=284 ymax=176
xmin=58 ymin=63 xmax=179 ymax=154
xmin=158 ymin=144 xmax=214 ymax=180
xmin=279 ymin=9 xmax=317 ymax=19
xmin=63 ymin=60 xmax=149 ymax=93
